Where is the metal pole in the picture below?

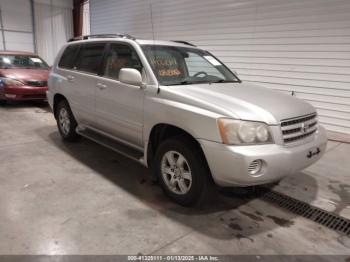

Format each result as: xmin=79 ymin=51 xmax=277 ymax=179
xmin=0 ymin=6 xmax=6 ymax=50
xmin=30 ymin=0 xmax=38 ymax=54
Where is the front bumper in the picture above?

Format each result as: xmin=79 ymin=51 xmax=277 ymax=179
xmin=198 ymin=125 xmax=327 ymax=187
xmin=0 ymin=86 xmax=48 ymax=101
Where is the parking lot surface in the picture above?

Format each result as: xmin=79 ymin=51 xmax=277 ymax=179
xmin=0 ymin=103 xmax=349 ymax=255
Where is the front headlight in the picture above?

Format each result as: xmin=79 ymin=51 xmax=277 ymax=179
xmin=218 ymin=118 xmax=273 ymax=145
xmin=0 ymin=77 xmax=24 ymax=87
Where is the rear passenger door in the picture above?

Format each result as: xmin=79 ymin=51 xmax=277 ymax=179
xmin=95 ymin=43 xmax=145 ymax=147
xmin=58 ymin=42 xmax=106 ymax=126
xmin=57 ymin=44 xmax=80 ymax=115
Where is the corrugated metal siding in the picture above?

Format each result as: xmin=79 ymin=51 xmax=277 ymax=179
xmin=90 ymin=0 xmax=350 ymax=134
xmin=90 ymin=0 xmax=153 ymax=38
xmin=0 ymin=0 xmax=34 ymax=52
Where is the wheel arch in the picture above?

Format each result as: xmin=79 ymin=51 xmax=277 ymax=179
xmin=53 ymin=93 xmax=68 ymax=119
xmin=146 ymin=123 xmax=209 ymax=170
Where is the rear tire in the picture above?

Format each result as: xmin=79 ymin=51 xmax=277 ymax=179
xmin=154 ymin=137 xmax=212 ymax=206
xmin=0 ymin=100 xmax=7 ymax=106
xmin=56 ymin=100 xmax=80 ymax=142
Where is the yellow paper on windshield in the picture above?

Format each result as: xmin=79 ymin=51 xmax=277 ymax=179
xmin=150 ymin=57 xmax=182 ymax=77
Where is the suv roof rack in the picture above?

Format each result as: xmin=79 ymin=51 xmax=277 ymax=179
xmin=171 ymin=40 xmax=196 ymax=47
xmin=68 ymin=33 xmax=136 ymax=42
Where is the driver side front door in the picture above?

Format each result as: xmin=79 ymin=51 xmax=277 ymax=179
xmin=95 ymin=43 xmax=145 ymax=147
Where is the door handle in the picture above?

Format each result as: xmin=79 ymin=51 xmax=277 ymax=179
xmin=67 ymin=75 xmax=75 ymax=82
xmin=97 ymin=83 xmax=107 ymax=90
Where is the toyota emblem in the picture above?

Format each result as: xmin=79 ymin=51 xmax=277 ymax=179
xmin=301 ymin=123 xmax=308 ymax=133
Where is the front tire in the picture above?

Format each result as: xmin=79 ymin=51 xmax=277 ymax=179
xmin=155 ymin=137 xmax=212 ymax=206
xmin=56 ymin=100 xmax=80 ymax=142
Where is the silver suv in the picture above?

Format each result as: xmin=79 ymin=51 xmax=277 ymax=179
xmin=48 ymin=34 xmax=327 ymax=206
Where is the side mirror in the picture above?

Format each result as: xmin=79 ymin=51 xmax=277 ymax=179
xmin=119 ymin=68 xmax=143 ymax=86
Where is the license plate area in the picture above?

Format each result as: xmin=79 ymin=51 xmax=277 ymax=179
xmin=307 ymin=147 xmax=321 ymax=159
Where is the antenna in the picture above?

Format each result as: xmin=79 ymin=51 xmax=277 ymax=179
xmin=149 ymin=0 xmax=160 ymax=94
xmin=149 ymin=0 xmax=155 ymax=41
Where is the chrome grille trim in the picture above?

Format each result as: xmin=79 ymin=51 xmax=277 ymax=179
xmin=26 ymin=80 xmax=48 ymax=87
xmin=281 ymin=113 xmax=317 ymax=144
xmin=281 ymin=113 xmax=316 ymax=127
xmin=283 ymin=125 xmax=317 ymax=139
xmin=281 ymin=117 xmax=317 ymax=131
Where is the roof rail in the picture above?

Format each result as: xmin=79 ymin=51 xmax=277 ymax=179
xmin=171 ymin=40 xmax=196 ymax=47
xmin=68 ymin=33 xmax=136 ymax=42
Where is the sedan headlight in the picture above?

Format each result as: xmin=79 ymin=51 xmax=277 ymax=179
xmin=218 ymin=118 xmax=273 ymax=145
xmin=0 ymin=77 xmax=24 ymax=87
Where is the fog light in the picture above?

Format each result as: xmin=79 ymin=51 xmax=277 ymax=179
xmin=5 ymin=94 xmax=16 ymax=98
xmin=248 ymin=159 xmax=263 ymax=176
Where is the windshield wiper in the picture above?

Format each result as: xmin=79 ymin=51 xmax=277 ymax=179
xmin=209 ymin=79 xmax=225 ymax=84
xmin=165 ymin=80 xmax=196 ymax=86
xmin=180 ymin=80 xmax=195 ymax=85
xmin=209 ymin=79 xmax=241 ymax=84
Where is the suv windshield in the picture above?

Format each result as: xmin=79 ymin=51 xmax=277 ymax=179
xmin=0 ymin=55 xmax=49 ymax=69
xmin=141 ymin=45 xmax=240 ymax=86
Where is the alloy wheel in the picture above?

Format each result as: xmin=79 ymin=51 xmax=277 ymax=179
xmin=58 ymin=108 xmax=70 ymax=136
xmin=161 ymin=150 xmax=192 ymax=195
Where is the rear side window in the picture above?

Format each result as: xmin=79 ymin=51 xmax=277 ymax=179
xmin=58 ymin=45 xmax=80 ymax=69
xmin=76 ymin=43 xmax=106 ymax=74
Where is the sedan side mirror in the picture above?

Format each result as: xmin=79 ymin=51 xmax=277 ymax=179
xmin=119 ymin=68 xmax=143 ymax=87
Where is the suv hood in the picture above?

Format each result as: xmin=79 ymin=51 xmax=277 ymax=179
xmin=164 ymin=82 xmax=315 ymax=125
xmin=0 ymin=69 xmax=49 ymax=82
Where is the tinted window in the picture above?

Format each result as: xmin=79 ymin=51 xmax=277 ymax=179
xmin=76 ymin=43 xmax=105 ymax=74
xmin=58 ymin=45 xmax=80 ymax=69
xmin=104 ymin=44 xmax=143 ymax=80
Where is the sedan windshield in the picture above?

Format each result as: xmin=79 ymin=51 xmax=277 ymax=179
xmin=141 ymin=45 xmax=240 ymax=86
xmin=0 ymin=55 xmax=49 ymax=69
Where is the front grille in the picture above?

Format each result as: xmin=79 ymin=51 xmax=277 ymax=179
xmin=23 ymin=94 xmax=47 ymax=99
xmin=281 ymin=113 xmax=317 ymax=144
xmin=26 ymin=80 xmax=47 ymax=87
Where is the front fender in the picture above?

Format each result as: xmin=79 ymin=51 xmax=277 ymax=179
xmin=143 ymin=95 xmax=223 ymax=144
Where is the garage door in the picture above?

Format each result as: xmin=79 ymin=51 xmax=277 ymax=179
xmin=0 ymin=0 xmax=34 ymax=52
xmin=90 ymin=0 xmax=350 ymax=135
